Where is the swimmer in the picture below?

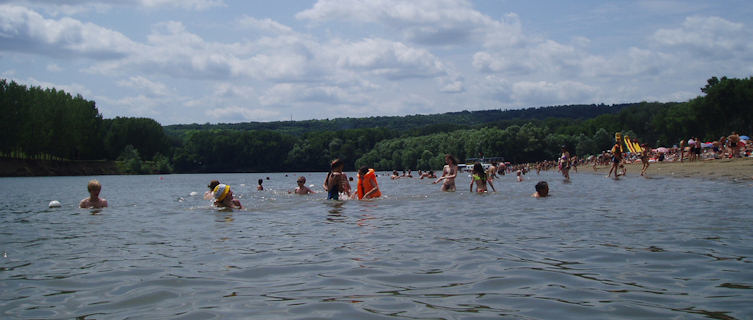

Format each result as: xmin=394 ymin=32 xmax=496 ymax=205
xmin=487 ymin=163 xmax=498 ymax=181
xmin=204 ymin=180 xmax=220 ymax=200
xmin=470 ymin=162 xmax=496 ymax=193
xmin=531 ymin=181 xmax=549 ymax=198
xmin=80 ymin=179 xmax=108 ymax=208
xmin=257 ymin=178 xmax=264 ymax=191
xmin=434 ymin=154 xmax=459 ymax=192
xmin=356 ymin=166 xmax=382 ymax=199
xmin=324 ymin=159 xmax=351 ymax=200
xmin=292 ymin=176 xmax=315 ymax=195
xmin=213 ymin=184 xmax=242 ymax=209
xmin=516 ymin=170 xmax=524 ymax=182
xmin=391 ymin=170 xmax=401 ymax=180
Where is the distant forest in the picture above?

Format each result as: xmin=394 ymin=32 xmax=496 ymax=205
xmin=1 ymin=76 xmax=751 ymax=173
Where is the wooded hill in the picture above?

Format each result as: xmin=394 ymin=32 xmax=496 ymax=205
xmin=164 ymin=104 xmax=630 ymax=137
xmin=2 ymin=76 xmax=750 ymax=174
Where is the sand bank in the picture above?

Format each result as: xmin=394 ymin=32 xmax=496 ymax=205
xmin=591 ymin=157 xmax=753 ymax=181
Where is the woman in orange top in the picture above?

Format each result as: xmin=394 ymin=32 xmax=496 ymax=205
xmin=357 ymin=166 xmax=382 ymax=200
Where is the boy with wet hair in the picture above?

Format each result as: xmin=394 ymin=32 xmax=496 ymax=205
xmin=80 ymin=180 xmax=108 ymax=208
xmin=532 ymin=181 xmax=549 ymax=198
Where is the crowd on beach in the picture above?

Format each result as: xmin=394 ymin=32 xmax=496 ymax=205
xmin=74 ymin=131 xmax=749 ymax=210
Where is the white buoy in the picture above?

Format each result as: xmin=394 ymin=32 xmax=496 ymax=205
xmin=189 ymin=191 xmax=199 ymax=196
xmin=48 ymin=200 xmax=62 ymax=208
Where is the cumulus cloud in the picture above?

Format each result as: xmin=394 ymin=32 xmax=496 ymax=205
xmin=329 ymin=38 xmax=450 ymax=79
xmin=1 ymin=0 xmax=224 ymax=14
xmin=139 ymin=0 xmax=224 ymax=10
xmin=238 ymin=16 xmax=294 ymax=34
xmin=117 ymin=76 xmax=170 ymax=97
xmin=0 ymin=4 xmax=137 ymax=58
xmin=652 ymin=16 xmax=752 ymax=59
xmin=297 ymin=0 xmax=506 ymax=46
xmin=205 ymin=105 xmax=281 ymax=122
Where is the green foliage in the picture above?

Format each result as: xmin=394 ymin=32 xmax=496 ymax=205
xmin=3 ymin=76 xmax=752 ymax=174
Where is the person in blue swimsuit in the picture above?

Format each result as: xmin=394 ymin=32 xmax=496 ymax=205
xmin=324 ymin=159 xmax=351 ymax=200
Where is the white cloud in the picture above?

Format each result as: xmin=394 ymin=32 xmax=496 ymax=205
xmin=652 ymin=16 xmax=752 ymax=59
xmin=2 ymin=0 xmax=224 ymax=14
xmin=139 ymin=0 xmax=225 ymax=10
xmin=510 ymin=80 xmax=599 ymax=106
xmin=116 ymin=76 xmax=170 ymax=97
xmin=329 ymin=38 xmax=450 ymax=79
xmin=238 ymin=16 xmax=294 ymax=34
xmin=205 ymin=106 xmax=281 ymax=122
xmin=297 ymin=0 xmax=508 ymax=46
xmin=46 ymin=64 xmax=62 ymax=72
xmin=0 ymin=5 xmax=138 ymax=58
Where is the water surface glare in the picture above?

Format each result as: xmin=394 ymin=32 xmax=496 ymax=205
xmin=1 ymin=172 xmax=752 ymax=319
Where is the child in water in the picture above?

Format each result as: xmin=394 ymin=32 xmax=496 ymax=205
xmin=257 ymin=179 xmax=264 ymax=191
xmin=80 ymin=179 xmax=108 ymax=208
xmin=470 ymin=162 xmax=496 ymax=193
xmin=357 ymin=166 xmax=382 ymax=200
xmin=324 ymin=159 xmax=351 ymax=200
xmin=204 ymin=180 xmax=220 ymax=200
xmin=292 ymin=176 xmax=315 ymax=195
xmin=532 ymin=181 xmax=549 ymax=198
xmin=213 ymin=184 xmax=242 ymax=209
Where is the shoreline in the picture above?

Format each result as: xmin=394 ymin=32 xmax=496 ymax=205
xmin=587 ymin=157 xmax=753 ymax=181
xmin=0 ymin=158 xmax=121 ymax=177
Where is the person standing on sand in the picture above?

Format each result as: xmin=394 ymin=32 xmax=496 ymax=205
xmin=607 ymin=142 xmax=623 ymax=179
xmin=434 ymin=154 xmax=459 ymax=192
xmin=80 ymin=180 xmax=108 ymax=208
xmin=728 ymin=132 xmax=741 ymax=158
xmin=640 ymin=144 xmax=650 ymax=176
xmin=679 ymin=139 xmax=686 ymax=162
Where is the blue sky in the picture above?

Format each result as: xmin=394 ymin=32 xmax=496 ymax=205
xmin=1 ymin=0 xmax=752 ymax=125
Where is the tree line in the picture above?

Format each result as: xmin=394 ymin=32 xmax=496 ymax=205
xmin=1 ymin=76 xmax=750 ymax=174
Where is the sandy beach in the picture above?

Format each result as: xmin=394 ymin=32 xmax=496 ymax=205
xmin=591 ymin=157 xmax=753 ymax=181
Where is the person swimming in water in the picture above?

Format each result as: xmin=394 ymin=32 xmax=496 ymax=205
xmin=531 ymin=181 xmax=549 ymax=198
xmin=204 ymin=180 xmax=220 ymax=200
xmin=257 ymin=178 xmax=264 ymax=191
xmin=434 ymin=154 xmax=459 ymax=191
xmin=470 ymin=162 xmax=496 ymax=193
xmin=80 ymin=179 xmax=108 ymax=208
xmin=356 ymin=166 xmax=382 ymax=200
xmin=292 ymin=176 xmax=315 ymax=195
xmin=324 ymin=159 xmax=351 ymax=200
xmin=212 ymin=183 xmax=242 ymax=209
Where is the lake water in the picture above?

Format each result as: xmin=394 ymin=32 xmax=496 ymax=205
xmin=1 ymin=171 xmax=752 ymax=319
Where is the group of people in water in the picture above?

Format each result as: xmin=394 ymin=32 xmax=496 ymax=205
xmin=75 ymin=152 xmax=551 ymax=210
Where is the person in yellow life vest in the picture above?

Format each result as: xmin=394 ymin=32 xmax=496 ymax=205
xmin=357 ymin=166 xmax=382 ymax=200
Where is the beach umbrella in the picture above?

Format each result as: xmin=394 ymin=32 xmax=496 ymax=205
xmin=740 ymin=135 xmax=750 ymax=140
